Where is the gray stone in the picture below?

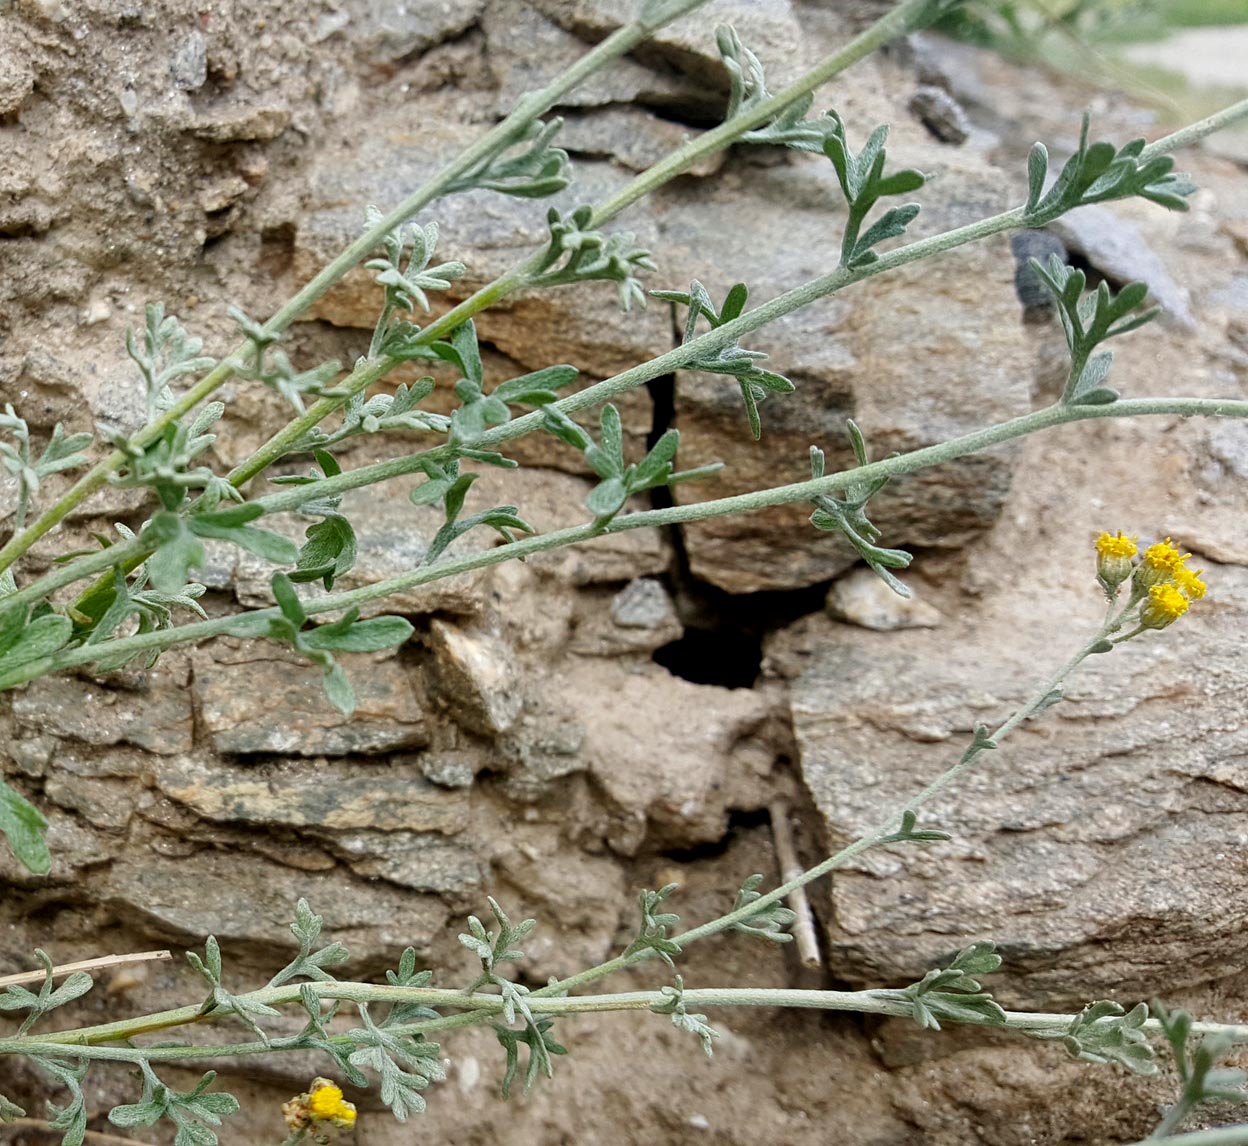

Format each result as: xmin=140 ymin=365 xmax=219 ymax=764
xmin=322 ymin=830 xmax=482 ymax=894
xmin=570 ymin=578 xmax=683 ymax=655
xmin=170 ymin=31 xmax=208 ymax=91
xmin=428 ymin=618 xmax=524 ymax=735
xmin=193 ymin=647 xmax=427 ymax=756
xmin=43 ymin=775 xmax=136 ymax=832
xmin=339 ymin=0 xmax=485 ymax=62
xmin=825 ymin=567 xmax=942 ymax=631
xmin=100 ymin=850 xmax=449 ymax=958
xmin=0 ymin=48 xmax=35 ymax=115
xmin=1049 ymin=205 xmax=1196 ymax=329
xmin=664 ymin=146 xmax=1031 ymax=593
xmin=909 ymin=85 xmax=970 ymax=145
xmin=12 ymin=662 xmax=194 ymax=756
xmin=153 ymin=755 xmax=469 ymax=833
xmin=787 ymin=574 xmax=1248 ymax=1007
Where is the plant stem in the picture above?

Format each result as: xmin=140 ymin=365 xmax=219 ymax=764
xmin=6 ymin=980 xmax=1248 ymax=1060
xmin=0 ymin=0 xmax=715 ymax=579
xmin=223 ymin=0 xmax=944 ymax=491
xmin=2 ymin=393 xmax=1245 ymax=688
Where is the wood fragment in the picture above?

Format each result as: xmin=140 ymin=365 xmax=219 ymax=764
xmin=768 ymin=802 xmax=822 ymax=969
xmin=0 ymin=949 xmax=173 ymax=989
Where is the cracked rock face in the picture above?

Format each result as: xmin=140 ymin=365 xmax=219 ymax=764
xmin=3 ymin=0 xmax=1248 ymax=1142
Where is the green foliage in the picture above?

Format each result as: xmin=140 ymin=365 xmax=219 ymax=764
xmin=409 ymin=458 xmax=535 ymax=566
xmin=873 ymin=942 xmax=1008 ymax=1031
xmin=624 ymin=883 xmax=684 ymax=967
xmin=652 ymin=975 xmax=718 ymax=1057
xmin=446 ymin=116 xmax=571 ymax=199
xmin=1056 ymin=1000 xmax=1157 ymax=1074
xmin=1025 ymin=113 xmax=1195 ymax=223
xmin=718 ymin=25 xmax=842 ymax=152
xmin=529 ymin=205 xmax=657 ymax=311
xmin=542 ymin=403 xmax=720 ymax=524
xmin=1151 ymin=1003 xmax=1248 ymax=1135
xmin=35 ymin=1058 xmax=88 ymax=1146
xmin=230 ymin=307 xmax=349 ymax=414
xmin=821 ymin=116 xmax=926 ymax=268
xmin=347 ymin=1005 xmax=445 ymax=1120
xmin=652 ymin=280 xmax=795 ymax=440
xmin=726 ymin=874 xmax=797 ymax=943
xmin=0 ymin=1093 xmax=25 ymax=1123
xmin=1029 ymin=256 xmax=1158 ymax=404
xmin=108 ymin=1063 xmax=240 ymax=1146
xmin=125 ymin=304 xmax=215 ymax=420
xmin=261 ymin=572 xmax=414 ymax=715
xmin=0 ymin=950 xmax=93 ymax=1036
xmin=0 ymin=407 xmax=92 ymax=529
xmin=808 ymin=423 xmax=913 ymax=598
xmin=0 ymin=779 xmax=51 ymax=875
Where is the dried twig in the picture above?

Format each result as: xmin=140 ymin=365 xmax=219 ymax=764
xmin=1 ymin=1118 xmax=157 ymax=1146
xmin=768 ymin=802 xmax=822 ymax=969
xmin=0 ymin=950 xmax=172 ymax=989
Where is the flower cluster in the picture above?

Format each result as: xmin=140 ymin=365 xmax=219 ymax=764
xmin=282 ymin=1078 xmax=357 ymax=1138
xmin=1094 ymin=532 xmax=1207 ymax=631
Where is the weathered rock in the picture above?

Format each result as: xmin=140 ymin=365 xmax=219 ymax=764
xmin=323 ymin=829 xmax=482 ymax=894
xmin=170 ymin=31 xmax=208 ymax=91
xmin=826 ymin=567 xmax=942 ymax=631
xmin=339 ymin=0 xmax=485 ymax=63
xmin=43 ymin=775 xmax=137 ymax=832
xmin=193 ymin=646 xmax=427 ymax=756
xmin=908 ymin=85 xmax=970 ymax=145
xmin=664 ymin=144 xmax=1031 ymax=593
xmin=560 ymin=658 xmax=776 ymax=851
xmin=154 ymin=755 xmax=467 ymax=832
xmin=482 ymin=0 xmax=700 ymax=113
xmin=570 ymin=577 xmax=684 ymax=655
xmin=787 ymin=567 xmax=1248 ymax=1007
xmin=100 ymin=850 xmax=449 ymax=957
xmin=428 ymin=618 xmax=525 ymax=735
xmin=12 ymin=660 xmax=194 ymax=756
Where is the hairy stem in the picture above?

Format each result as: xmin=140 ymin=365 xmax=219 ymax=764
xmin=0 ymin=0 xmax=715 ymax=578
xmin=2 ymin=394 xmax=1244 ymax=689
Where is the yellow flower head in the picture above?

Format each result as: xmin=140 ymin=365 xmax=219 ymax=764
xmin=1174 ymin=565 xmax=1206 ymax=601
xmin=1096 ymin=531 xmax=1138 ymax=559
xmin=1140 ymin=583 xmax=1189 ymax=629
xmin=1134 ymin=537 xmax=1190 ymax=590
xmin=1095 ymin=530 xmax=1138 ymax=592
xmin=306 ymin=1080 xmax=356 ymax=1127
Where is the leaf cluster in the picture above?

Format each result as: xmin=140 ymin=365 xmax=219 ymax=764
xmin=446 ymin=116 xmax=571 ymax=199
xmin=0 ymin=950 xmax=93 ymax=1036
xmin=822 ymin=115 xmax=925 ymax=268
xmin=272 ymin=452 xmax=359 ymax=591
xmin=0 ymin=407 xmax=92 ymax=526
xmin=808 ymin=423 xmax=913 ymax=598
xmin=542 ymin=403 xmax=720 ymax=524
xmin=188 ymin=935 xmax=282 ymax=1044
xmin=230 ymin=307 xmax=349 ymax=415
xmin=1024 ymin=113 xmax=1195 ymax=223
xmin=1154 ymin=1003 xmax=1248 ymax=1131
xmin=651 ymin=975 xmax=718 ymax=1057
xmin=529 ymin=205 xmax=656 ymax=311
xmin=623 ymin=883 xmax=683 ymax=968
xmin=409 ymin=458 xmax=535 ymax=566
xmin=718 ymin=25 xmax=841 ymax=153
xmin=1029 ymin=255 xmax=1157 ymax=406
xmin=262 ymin=572 xmax=414 ymax=716
xmin=81 ymin=561 xmax=207 ymax=671
xmin=125 ymin=303 xmax=215 ymax=420
xmin=726 ymin=874 xmax=796 ymax=944
xmin=0 ymin=776 xmax=50 ymax=875
xmin=346 ymin=1005 xmax=446 ymax=1121
xmin=1055 ymin=1000 xmax=1156 ymax=1075
xmin=873 ymin=942 xmax=1007 ymax=1031
xmin=109 ymin=1063 xmax=239 ymax=1146
xmin=652 ymin=280 xmax=794 ymax=440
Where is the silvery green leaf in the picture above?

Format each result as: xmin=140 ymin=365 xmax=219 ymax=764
xmin=0 ymin=778 xmax=50 ymax=875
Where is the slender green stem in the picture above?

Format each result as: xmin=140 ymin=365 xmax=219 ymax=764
xmin=0 ymin=0 xmax=714 ymax=579
xmin=1140 ymin=97 xmax=1248 ymax=160
xmin=224 ymin=0 xmax=943 ymax=491
xmin=2 ymin=394 xmax=1245 ymax=689
xmin=6 ymin=977 xmax=1248 ymax=1059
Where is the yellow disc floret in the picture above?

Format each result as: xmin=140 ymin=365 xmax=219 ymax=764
xmin=1174 ymin=565 xmax=1206 ymax=601
xmin=1140 ymin=583 xmax=1189 ymax=629
xmin=308 ymin=1084 xmax=346 ymax=1120
xmin=1134 ymin=537 xmax=1190 ymax=589
xmin=1096 ymin=531 xmax=1138 ymax=559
